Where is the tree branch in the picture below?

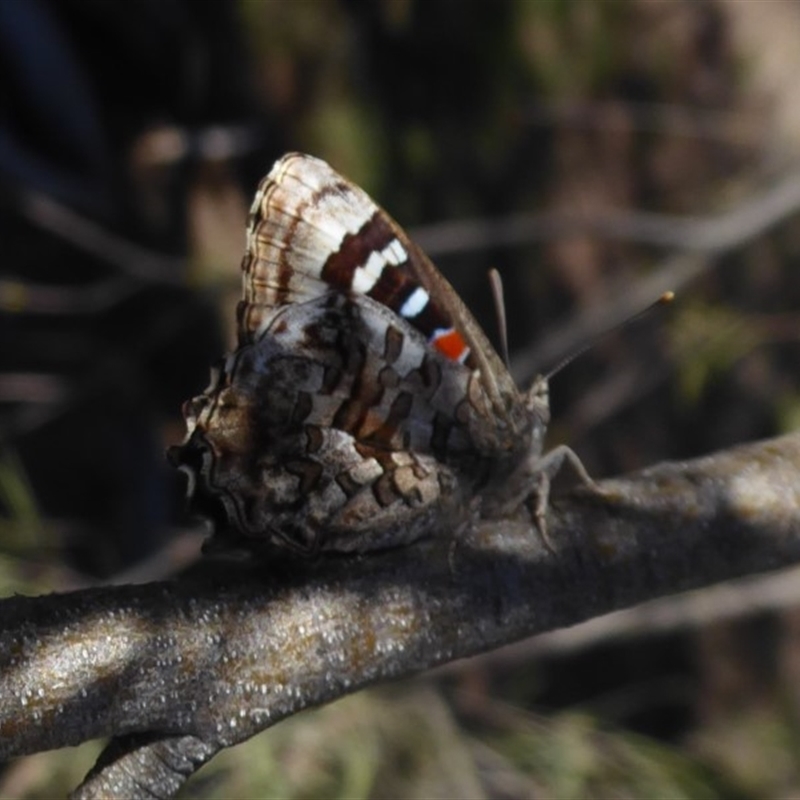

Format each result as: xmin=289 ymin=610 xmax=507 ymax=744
xmin=1 ymin=433 xmax=799 ymax=798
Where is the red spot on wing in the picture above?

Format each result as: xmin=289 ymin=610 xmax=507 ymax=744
xmin=433 ymin=329 xmax=469 ymax=362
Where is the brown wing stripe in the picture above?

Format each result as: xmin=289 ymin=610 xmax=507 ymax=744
xmin=321 ymin=209 xmax=396 ymax=289
xmin=321 ymin=212 xmax=471 ymax=363
xmin=361 ymin=391 xmax=414 ymax=449
xmin=383 ymin=326 xmax=404 ymax=364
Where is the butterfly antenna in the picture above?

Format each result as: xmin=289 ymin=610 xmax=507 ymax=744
xmin=544 ymin=291 xmax=675 ymax=382
xmin=488 ymin=268 xmax=511 ymax=368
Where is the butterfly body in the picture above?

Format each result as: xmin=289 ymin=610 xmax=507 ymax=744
xmin=172 ymin=153 xmax=570 ymax=556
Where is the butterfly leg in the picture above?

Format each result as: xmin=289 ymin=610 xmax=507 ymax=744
xmin=528 ymin=473 xmax=555 ymax=552
xmin=527 ymin=444 xmax=603 ymax=552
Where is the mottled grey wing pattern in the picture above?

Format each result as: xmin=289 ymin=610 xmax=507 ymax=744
xmin=178 ymin=293 xmax=493 ymax=553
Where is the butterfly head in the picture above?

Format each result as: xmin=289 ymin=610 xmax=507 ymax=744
xmin=521 ymin=373 xmax=551 ymax=458
xmin=525 ymin=374 xmax=550 ymax=423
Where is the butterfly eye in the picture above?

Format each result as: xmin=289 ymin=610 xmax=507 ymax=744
xmin=531 ymin=376 xmax=548 ymax=403
xmin=525 ymin=376 xmax=550 ymax=424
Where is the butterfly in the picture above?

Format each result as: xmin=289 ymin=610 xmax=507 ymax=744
xmin=169 ymin=152 xmax=595 ymax=556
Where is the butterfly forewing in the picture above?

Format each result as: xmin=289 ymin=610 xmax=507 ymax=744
xmin=240 ymin=153 xmax=521 ymax=422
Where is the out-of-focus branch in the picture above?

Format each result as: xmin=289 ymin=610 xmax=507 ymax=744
xmin=17 ymin=192 xmax=184 ymax=285
xmin=414 ymin=168 xmax=800 ymax=260
xmin=517 ymin=99 xmax=761 ymax=143
xmin=502 ymin=169 xmax=800 ymax=379
xmin=0 ymin=432 xmax=798 ymax=798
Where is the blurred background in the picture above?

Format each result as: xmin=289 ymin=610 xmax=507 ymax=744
xmin=2 ymin=0 xmax=800 ymax=796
